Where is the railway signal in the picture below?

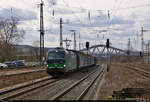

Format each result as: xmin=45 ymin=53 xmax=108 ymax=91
xmin=140 ymin=51 xmax=143 ymax=57
xmin=106 ymin=39 xmax=110 ymax=48
xmin=106 ymin=39 xmax=110 ymax=72
xmin=86 ymin=42 xmax=89 ymax=50
xmin=86 ymin=41 xmax=89 ymax=69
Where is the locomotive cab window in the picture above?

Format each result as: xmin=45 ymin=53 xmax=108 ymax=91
xmin=48 ymin=51 xmax=66 ymax=59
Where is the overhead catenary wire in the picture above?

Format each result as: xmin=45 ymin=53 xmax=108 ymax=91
xmin=56 ymin=3 xmax=150 ymax=12
xmin=1 ymin=2 xmax=150 ymax=26
xmin=0 ymin=6 xmax=57 ymax=38
xmin=52 ymin=1 xmax=150 ymax=34
xmin=0 ymin=7 xmax=40 ymax=31
xmin=62 ymin=0 xmax=87 ymax=27
xmin=106 ymin=0 xmax=125 ymax=33
xmin=39 ymin=0 xmax=150 ymax=34
xmin=0 ymin=1 xmax=150 ymax=50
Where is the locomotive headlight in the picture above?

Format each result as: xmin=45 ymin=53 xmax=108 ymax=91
xmin=64 ymin=64 xmax=66 ymax=67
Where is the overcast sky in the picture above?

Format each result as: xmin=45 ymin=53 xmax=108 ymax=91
xmin=0 ymin=0 xmax=150 ymax=51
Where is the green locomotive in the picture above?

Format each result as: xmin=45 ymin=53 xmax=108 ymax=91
xmin=46 ymin=47 xmax=96 ymax=77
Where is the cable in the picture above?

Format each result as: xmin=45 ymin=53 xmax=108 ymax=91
xmin=0 ymin=7 xmax=40 ymax=32
xmin=76 ymin=0 xmax=91 ymax=25
xmin=57 ymin=3 xmax=150 ymax=12
xmin=62 ymin=0 xmax=86 ymax=27
xmin=107 ymin=0 xmax=125 ymax=34
xmin=0 ymin=7 xmax=33 ymax=21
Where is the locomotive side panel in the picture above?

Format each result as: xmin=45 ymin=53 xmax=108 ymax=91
xmin=78 ymin=53 xmax=87 ymax=68
xmin=67 ymin=51 xmax=77 ymax=71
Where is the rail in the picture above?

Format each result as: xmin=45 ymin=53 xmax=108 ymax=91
xmin=0 ymin=69 xmax=46 ymax=77
xmin=51 ymin=67 xmax=104 ymax=100
xmin=112 ymin=63 xmax=150 ymax=79
xmin=0 ymin=76 xmax=59 ymax=100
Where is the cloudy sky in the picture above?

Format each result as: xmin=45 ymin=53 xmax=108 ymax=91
xmin=0 ymin=0 xmax=150 ymax=51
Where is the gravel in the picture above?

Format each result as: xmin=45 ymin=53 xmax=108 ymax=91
xmin=97 ymin=62 xmax=150 ymax=100
xmin=16 ymin=66 xmax=99 ymax=100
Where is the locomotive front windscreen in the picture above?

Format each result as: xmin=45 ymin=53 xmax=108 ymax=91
xmin=47 ymin=51 xmax=66 ymax=59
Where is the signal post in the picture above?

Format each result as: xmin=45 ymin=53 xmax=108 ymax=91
xmin=86 ymin=41 xmax=89 ymax=72
xmin=106 ymin=39 xmax=110 ymax=72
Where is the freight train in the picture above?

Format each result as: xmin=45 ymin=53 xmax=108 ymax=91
xmin=46 ymin=47 xmax=97 ymax=77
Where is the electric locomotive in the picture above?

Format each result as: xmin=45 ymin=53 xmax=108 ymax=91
xmin=46 ymin=47 xmax=96 ymax=77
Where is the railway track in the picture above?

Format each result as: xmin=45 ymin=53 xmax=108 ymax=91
xmin=0 ymin=76 xmax=59 ymax=100
xmin=0 ymin=69 xmax=46 ymax=77
xmin=113 ymin=63 xmax=150 ymax=79
xmin=0 ymin=65 xmax=104 ymax=100
xmin=127 ymin=65 xmax=150 ymax=79
xmin=129 ymin=64 xmax=150 ymax=72
xmin=51 ymin=67 xmax=104 ymax=100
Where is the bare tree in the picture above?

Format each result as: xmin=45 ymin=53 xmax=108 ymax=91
xmin=0 ymin=18 xmax=25 ymax=62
